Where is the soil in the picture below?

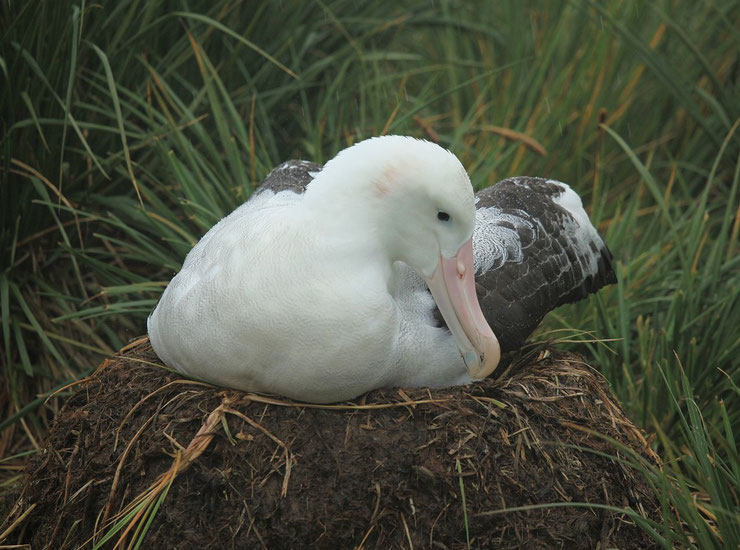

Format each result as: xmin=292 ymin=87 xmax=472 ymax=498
xmin=3 ymin=338 xmax=662 ymax=549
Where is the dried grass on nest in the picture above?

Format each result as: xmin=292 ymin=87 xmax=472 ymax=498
xmin=3 ymin=338 xmax=663 ymax=549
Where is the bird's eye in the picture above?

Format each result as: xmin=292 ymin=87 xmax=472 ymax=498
xmin=437 ymin=211 xmax=451 ymax=222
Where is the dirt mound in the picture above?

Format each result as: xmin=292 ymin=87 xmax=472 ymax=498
xmin=3 ymin=339 xmax=662 ymax=549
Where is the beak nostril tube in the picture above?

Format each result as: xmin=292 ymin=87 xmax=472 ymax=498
xmin=457 ymin=259 xmax=466 ymax=276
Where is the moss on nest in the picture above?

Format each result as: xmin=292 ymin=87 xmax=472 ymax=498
xmin=4 ymin=338 xmax=662 ymax=549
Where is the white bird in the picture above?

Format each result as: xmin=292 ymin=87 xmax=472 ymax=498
xmin=148 ymin=136 xmax=615 ymax=403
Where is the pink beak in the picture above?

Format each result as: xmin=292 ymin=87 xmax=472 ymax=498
xmin=425 ymin=238 xmax=501 ymax=379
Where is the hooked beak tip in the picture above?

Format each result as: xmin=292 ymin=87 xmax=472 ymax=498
xmin=465 ymin=346 xmax=500 ymax=379
xmin=463 ymin=351 xmax=479 ymax=369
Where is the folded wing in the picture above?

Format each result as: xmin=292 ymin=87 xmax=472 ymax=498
xmin=472 ymin=177 xmax=616 ymax=351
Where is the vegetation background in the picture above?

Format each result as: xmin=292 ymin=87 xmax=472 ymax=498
xmin=1 ymin=0 xmax=738 ymax=547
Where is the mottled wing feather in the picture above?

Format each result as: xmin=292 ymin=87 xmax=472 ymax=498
xmin=473 ymin=177 xmax=616 ymax=352
xmin=255 ymin=159 xmax=322 ymax=195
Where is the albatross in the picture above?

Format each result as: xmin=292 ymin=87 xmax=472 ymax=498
xmin=148 ymin=136 xmax=615 ymax=403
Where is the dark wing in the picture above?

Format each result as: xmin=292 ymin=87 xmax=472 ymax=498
xmin=473 ymin=177 xmax=616 ymax=352
xmin=255 ymin=160 xmax=322 ymax=195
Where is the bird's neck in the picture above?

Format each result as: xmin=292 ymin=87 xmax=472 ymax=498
xmin=304 ymin=169 xmax=387 ymax=233
xmin=302 ymin=176 xmax=400 ymax=286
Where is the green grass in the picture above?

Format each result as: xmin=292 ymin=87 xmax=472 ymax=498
xmin=1 ymin=0 xmax=738 ymax=547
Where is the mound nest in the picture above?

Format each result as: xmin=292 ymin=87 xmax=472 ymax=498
xmin=4 ymin=338 xmax=662 ymax=549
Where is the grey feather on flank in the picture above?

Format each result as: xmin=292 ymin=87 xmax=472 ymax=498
xmin=256 ymin=160 xmax=322 ymax=195
xmin=473 ymin=206 xmax=536 ymax=273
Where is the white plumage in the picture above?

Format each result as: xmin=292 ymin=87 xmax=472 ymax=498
xmin=148 ymin=136 xmax=500 ymax=403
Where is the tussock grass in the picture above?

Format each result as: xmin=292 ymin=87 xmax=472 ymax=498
xmin=1 ymin=1 xmax=738 ymax=547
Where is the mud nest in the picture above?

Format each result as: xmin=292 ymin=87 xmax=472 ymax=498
xmin=4 ymin=338 xmax=662 ymax=549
